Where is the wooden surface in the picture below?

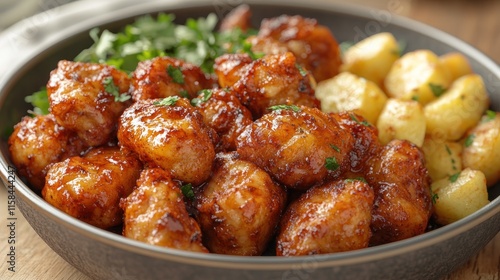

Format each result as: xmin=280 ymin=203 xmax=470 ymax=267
xmin=0 ymin=0 xmax=499 ymax=279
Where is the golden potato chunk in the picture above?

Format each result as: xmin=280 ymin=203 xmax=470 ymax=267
xmin=424 ymin=74 xmax=489 ymax=141
xmin=8 ymin=114 xmax=87 ymax=190
xmin=315 ymin=72 xmax=388 ymax=125
xmin=421 ymin=137 xmax=463 ymax=182
xmin=118 ymin=97 xmax=215 ymax=186
xmin=47 ymin=60 xmax=131 ymax=146
xmin=42 ymin=147 xmax=142 ymax=229
xmin=366 ymin=139 xmax=433 ymax=245
xmin=439 ymin=52 xmax=473 ymax=82
xmin=341 ymin=32 xmax=400 ymax=87
xmin=377 ymin=98 xmax=426 ymax=147
xmin=384 ymin=50 xmax=451 ymax=105
xmin=196 ymin=152 xmax=286 ymax=255
xmin=462 ymin=111 xmax=500 ymax=187
xmin=431 ymin=168 xmax=489 ymax=225
xmin=276 ymin=179 xmax=374 ymax=256
xmin=236 ymin=106 xmax=353 ymax=190
xmin=122 ymin=168 xmax=208 ymax=253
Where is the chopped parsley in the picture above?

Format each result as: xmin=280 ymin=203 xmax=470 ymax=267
xmin=296 ymin=63 xmax=308 ymax=77
xmin=153 ymin=96 xmax=180 ymax=106
xmin=431 ymin=192 xmax=439 ymax=204
xmin=268 ymin=104 xmax=301 ymax=112
xmin=429 ymin=83 xmax=446 ymax=97
xmin=330 ymin=144 xmax=341 ymax=153
xmin=445 ymin=145 xmax=452 ymax=155
xmin=102 ymin=77 xmax=131 ymax=102
xmin=167 ymin=65 xmax=185 ymax=84
xmin=191 ymin=89 xmax=213 ymax=106
xmin=25 ymin=87 xmax=50 ymax=115
xmin=325 ymin=157 xmax=339 ymax=171
xmin=349 ymin=113 xmax=371 ymax=127
xmin=180 ymin=183 xmax=195 ymax=200
xmin=179 ymin=89 xmax=190 ymax=98
xmin=411 ymin=95 xmax=419 ymax=102
xmin=449 ymin=172 xmax=460 ymax=183
xmin=464 ymin=134 xmax=475 ymax=147
xmin=345 ymin=177 xmax=367 ymax=183
xmin=483 ymin=110 xmax=496 ymax=122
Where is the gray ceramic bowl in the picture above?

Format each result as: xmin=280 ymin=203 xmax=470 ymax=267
xmin=0 ymin=0 xmax=499 ymax=279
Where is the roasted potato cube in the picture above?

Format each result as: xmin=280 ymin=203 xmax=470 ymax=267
xmin=376 ymin=98 xmax=426 ymax=147
xmin=431 ymin=168 xmax=489 ymax=225
xmin=315 ymin=72 xmax=388 ymax=124
xmin=462 ymin=111 xmax=500 ymax=187
xmin=340 ymin=32 xmax=400 ymax=87
xmin=384 ymin=50 xmax=451 ymax=105
xmin=421 ymin=137 xmax=463 ymax=182
xmin=439 ymin=52 xmax=473 ymax=82
xmin=424 ymin=74 xmax=489 ymax=141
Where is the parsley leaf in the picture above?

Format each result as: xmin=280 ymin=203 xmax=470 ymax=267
xmin=483 ymin=110 xmax=496 ymax=122
xmin=154 ymin=96 xmax=180 ymax=106
xmin=268 ymin=105 xmax=301 ymax=112
xmin=449 ymin=172 xmax=460 ymax=183
xmin=167 ymin=65 xmax=185 ymax=84
xmin=345 ymin=177 xmax=367 ymax=183
xmin=349 ymin=113 xmax=371 ymax=126
xmin=429 ymin=83 xmax=446 ymax=97
xmin=464 ymin=134 xmax=475 ymax=147
xmin=296 ymin=63 xmax=308 ymax=77
xmin=330 ymin=144 xmax=341 ymax=153
xmin=191 ymin=89 xmax=213 ymax=106
xmin=431 ymin=192 xmax=439 ymax=204
xmin=103 ymin=77 xmax=131 ymax=102
xmin=325 ymin=157 xmax=339 ymax=171
xmin=181 ymin=183 xmax=195 ymax=200
xmin=25 ymin=87 xmax=50 ymax=115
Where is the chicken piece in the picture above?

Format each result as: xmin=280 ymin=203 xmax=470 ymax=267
xmin=195 ymin=152 xmax=286 ymax=255
xmin=332 ymin=112 xmax=382 ymax=176
xmin=277 ymin=179 xmax=374 ymax=256
xmin=236 ymin=105 xmax=353 ymax=190
xmin=117 ymin=97 xmax=215 ymax=186
xmin=365 ymin=139 xmax=433 ymax=245
xmin=193 ymin=88 xmax=253 ymax=151
xmin=130 ymin=56 xmax=216 ymax=101
xmin=219 ymin=4 xmax=252 ymax=32
xmin=214 ymin=53 xmax=253 ymax=89
xmin=47 ymin=60 xmax=131 ymax=147
xmin=257 ymin=15 xmax=342 ymax=82
xmin=122 ymin=168 xmax=208 ymax=253
xmin=231 ymin=52 xmax=319 ymax=119
xmin=8 ymin=114 xmax=87 ymax=191
xmin=41 ymin=146 xmax=142 ymax=229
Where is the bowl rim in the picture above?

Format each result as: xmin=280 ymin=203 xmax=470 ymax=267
xmin=1 ymin=0 xmax=499 ymax=270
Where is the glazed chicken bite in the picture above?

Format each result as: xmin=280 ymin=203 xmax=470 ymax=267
xmin=276 ymin=179 xmax=374 ymax=256
xmin=236 ymin=105 xmax=353 ymax=190
xmin=121 ymin=168 xmax=208 ymax=253
xmin=195 ymin=152 xmax=287 ymax=255
xmin=47 ymin=60 xmax=131 ymax=147
xmin=130 ymin=56 xmax=216 ymax=101
xmin=219 ymin=4 xmax=252 ymax=32
xmin=192 ymin=88 xmax=253 ymax=151
xmin=213 ymin=53 xmax=253 ymax=89
xmin=42 ymin=146 xmax=142 ymax=229
xmin=117 ymin=97 xmax=216 ymax=186
xmin=365 ymin=139 xmax=433 ymax=245
xmin=229 ymin=52 xmax=319 ymax=119
xmin=256 ymin=15 xmax=342 ymax=82
xmin=8 ymin=114 xmax=87 ymax=191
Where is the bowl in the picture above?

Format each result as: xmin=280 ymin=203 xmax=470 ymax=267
xmin=0 ymin=0 xmax=499 ymax=279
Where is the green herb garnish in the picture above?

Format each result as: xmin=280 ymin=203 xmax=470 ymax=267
xmin=154 ymin=96 xmax=180 ymax=106
xmin=330 ymin=144 xmax=341 ymax=153
xmin=349 ymin=113 xmax=371 ymax=127
xmin=181 ymin=183 xmax=195 ymax=200
xmin=167 ymin=65 xmax=185 ymax=84
xmin=268 ymin=105 xmax=301 ymax=112
xmin=103 ymin=76 xmax=131 ymax=102
xmin=449 ymin=172 xmax=460 ymax=183
xmin=191 ymin=89 xmax=213 ymax=106
xmin=429 ymin=83 xmax=446 ymax=97
xmin=25 ymin=87 xmax=50 ymax=115
xmin=464 ymin=134 xmax=475 ymax=147
xmin=431 ymin=192 xmax=439 ymax=204
xmin=483 ymin=110 xmax=496 ymax=122
xmin=325 ymin=157 xmax=339 ymax=171
xmin=345 ymin=177 xmax=367 ymax=183
xmin=296 ymin=63 xmax=308 ymax=77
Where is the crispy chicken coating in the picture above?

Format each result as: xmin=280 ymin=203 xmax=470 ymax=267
xmin=236 ymin=106 xmax=353 ymax=190
xmin=214 ymin=53 xmax=253 ymax=89
xmin=195 ymin=152 xmax=287 ymax=255
xmin=47 ymin=60 xmax=131 ymax=147
xmin=8 ymin=114 xmax=87 ymax=191
xmin=129 ymin=56 xmax=216 ymax=101
xmin=121 ymin=168 xmax=208 ymax=253
xmin=117 ymin=97 xmax=216 ymax=186
xmin=193 ymin=88 xmax=253 ymax=151
xmin=365 ymin=139 xmax=433 ymax=245
xmin=41 ymin=146 xmax=142 ymax=229
xmin=276 ymin=179 xmax=374 ymax=256
xmin=228 ymin=52 xmax=319 ymax=119
xmin=257 ymin=15 xmax=342 ymax=82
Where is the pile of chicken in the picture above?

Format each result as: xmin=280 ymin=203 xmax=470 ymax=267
xmin=8 ymin=6 xmax=432 ymax=256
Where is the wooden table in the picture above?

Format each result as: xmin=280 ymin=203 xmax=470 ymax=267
xmin=0 ymin=0 xmax=498 ymax=279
